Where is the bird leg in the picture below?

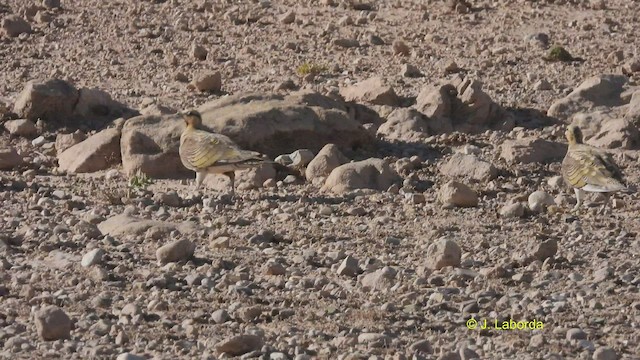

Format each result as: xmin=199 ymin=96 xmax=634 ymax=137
xmin=599 ymin=193 xmax=612 ymax=215
xmin=224 ymin=171 xmax=236 ymax=197
xmin=572 ymin=188 xmax=585 ymax=211
xmin=195 ymin=172 xmax=207 ymax=189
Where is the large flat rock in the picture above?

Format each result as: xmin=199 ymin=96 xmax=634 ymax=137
xmin=121 ymin=90 xmax=373 ymax=177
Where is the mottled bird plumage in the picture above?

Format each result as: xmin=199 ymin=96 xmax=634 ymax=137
xmin=178 ymin=110 xmax=268 ymax=193
xmin=561 ymin=125 xmax=627 ymax=210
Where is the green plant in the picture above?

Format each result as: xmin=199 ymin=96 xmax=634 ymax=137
xmin=544 ymin=46 xmax=574 ymax=62
xmin=296 ymin=62 xmax=328 ymax=76
xmin=129 ymin=170 xmax=153 ymax=190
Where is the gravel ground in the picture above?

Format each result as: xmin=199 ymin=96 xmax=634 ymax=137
xmin=1 ymin=1 xmax=640 ymax=359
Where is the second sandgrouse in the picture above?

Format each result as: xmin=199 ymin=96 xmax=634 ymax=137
xmin=178 ymin=110 xmax=269 ymax=195
xmin=561 ymin=124 xmax=628 ymax=211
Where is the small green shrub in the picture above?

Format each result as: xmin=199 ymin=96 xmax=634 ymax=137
xmin=296 ymin=62 xmax=328 ymax=76
xmin=544 ymin=46 xmax=574 ymax=62
xmin=129 ymin=170 xmax=153 ymax=189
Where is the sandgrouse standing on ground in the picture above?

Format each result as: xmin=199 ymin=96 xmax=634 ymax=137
xmin=178 ymin=110 xmax=269 ymax=195
xmin=561 ymin=124 xmax=628 ymax=211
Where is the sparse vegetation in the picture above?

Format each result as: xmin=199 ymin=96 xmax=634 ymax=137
xmin=544 ymin=46 xmax=575 ymax=62
xmin=128 ymin=170 xmax=153 ymax=190
xmin=296 ymin=62 xmax=328 ymax=76
xmin=101 ymin=171 xmax=153 ymax=205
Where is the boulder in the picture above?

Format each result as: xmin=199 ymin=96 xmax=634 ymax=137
xmin=120 ymin=114 xmax=186 ymax=177
xmin=376 ymin=108 xmax=430 ymax=142
xmin=499 ymin=202 xmax=526 ymax=218
xmin=548 ymin=75 xmax=628 ymax=120
xmin=275 ymin=149 xmax=315 ymax=168
xmin=333 ymin=38 xmax=360 ymax=48
xmin=13 ymin=79 xmax=79 ymax=123
xmin=542 ymin=75 xmax=640 ymax=150
xmin=13 ymin=79 xmax=126 ymax=124
xmin=305 ymin=144 xmax=349 ymax=184
xmin=571 ymin=111 xmax=639 ymax=149
xmin=0 ymin=147 xmax=24 ymax=170
xmin=337 ymin=256 xmax=360 ymax=277
xmin=216 ymin=334 xmax=264 ymax=357
xmin=2 ymin=15 xmax=31 ymax=37
xmin=55 ymin=131 xmax=87 ymax=153
xmin=361 ymin=266 xmax=397 ymax=291
xmin=35 ymin=306 xmax=71 ymax=341
xmin=192 ymin=71 xmax=222 ymax=92
xmin=57 ymin=128 xmax=121 ymax=173
xmin=42 ymin=0 xmax=61 ymax=9
xmin=426 ymin=238 xmax=462 ymax=270
xmin=74 ymin=88 xmax=121 ymax=118
xmin=499 ymin=138 xmax=567 ymax=164
xmin=322 ymin=158 xmax=400 ymax=194
xmin=437 ymin=181 xmax=478 ymax=208
xmin=626 ymin=91 xmax=640 ymax=121
xmin=401 ymin=64 xmax=422 ymax=78
xmin=3 ymin=119 xmax=37 ymax=137
xmin=440 ymin=153 xmax=497 ymax=181
xmin=121 ymin=91 xmax=372 ymax=177
xmin=339 ymin=77 xmax=400 ymax=106
xmin=415 ymin=75 xmax=512 ymax=134
xmin=528 ymin=191 xmax=555 ymax=212
xmin=416 ymin=84 xmax=454 ymax=119
xmin=156 ymin=239 xmax=196 ymax=264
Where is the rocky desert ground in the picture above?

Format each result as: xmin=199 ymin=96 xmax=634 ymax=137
xmin=1 ymin=0 xmax=640 ymax=359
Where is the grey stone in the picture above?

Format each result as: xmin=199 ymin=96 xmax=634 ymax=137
xmin=440 ymin=153 xmax=497 ymax=181
xmin=57 ymin=128 xmax=121 ymax=173
xmin=409 ymin=339 xmax=432 ymax=353
xmin=339 ymin=77 xmax=400 ymax=106
xmin=438 ymin=181 xmax=478 ymax=208
xmin=566 ymin=328 xmax=587 ymax=340
xmin=323 ymin=158 xmax=400 ymax=194
xmin=216 ymin=334 xmax=264 ymax=356
xmin=528 ymin=191 xmax=554 ymax=212
xmin=500 ymin=138 xmax=566 ymax=164
xmin=35 ymin=306 xmax=71 ymax=341
xmin=0 ymin=147 xmax=24 ymax=170
xmin=81 ymin=248 xmax=104 ymax=267
xmin=593 ymin=347 xmax=618 ymax=360
xmin=377 ymin=108 xmax=430 ymax=142
xmin=305 ymin=144 xmax=349 ymax=183
xmin=156 ymin=239 xmax=196 ymax=264
xmin=361 ymin=266 xmax=397 ymax=291
xmin=499 ymin=202 xmax=526 ymax=218
xmin=3 ymin=119 xmax=37 ymax=137
xmin=2 ymin=16 xmax=31 ymax=37
xmin=426 ymin=238 xmax=462 ymax=270
xmin=13 ymin=79 xmax=79 ymax=123
xmin=192 ymin=71 xmax=222 ymax=92
xmin=415 ymin=75 xmax=511 ymax=134
xmin=337 ymin=256 xmax=360 ymax=277
xmin=548 ymin=75 xmax=628 ymax=120
xmin=211 ymin=309 xmax=230 ymax=324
